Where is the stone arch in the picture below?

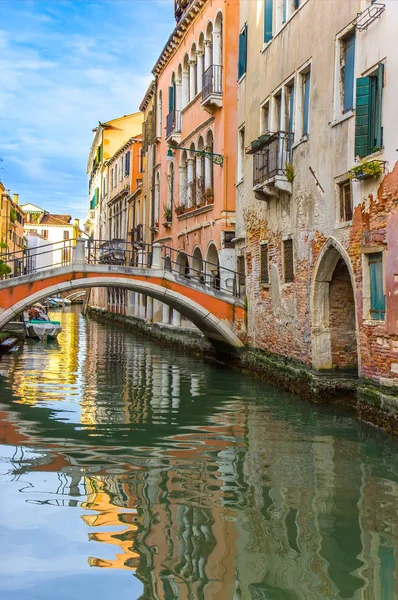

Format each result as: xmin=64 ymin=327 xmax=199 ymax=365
xmin=311 ymin=237 xmax=358 ymax=372
xmin=176 ymin=251 xmax=190 ymax=278
xmin=0 ymin=276 xmax=243 ymax=349
xmin=179 ymin=150 xmax=188 ymax=207
xmin=192 ymin=246 xmax=204 ymax=282
xmin=205 ymin=242 xmax=220 ymax=290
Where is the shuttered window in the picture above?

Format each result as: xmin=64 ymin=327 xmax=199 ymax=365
xmin=168 ymin=86 xmax=175 ymax=113
xmin=238 ymin=24 xmax=247 ymax=80
xmin=355 ymin=63 xmax=384 ymax=157
xmin=339 ymin=181 xmax=352 ymax=222
xmin=369 ymin=252 xmax=385 ymax=320
xmin=260 ymin=243 xmax=269 ymax=284
xmin=125 ymin=151 xmax=130 ymax=176
xmin=343 ymin=32 xmax=355 ymax=113
xmin=264 ymin=0 xmax=273 ymax=43
xmin=283 ymin=238 xmax=294 ymax=283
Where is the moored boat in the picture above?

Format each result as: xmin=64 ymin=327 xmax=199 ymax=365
xmin=25 ymin=319 xmax=62 ymax=341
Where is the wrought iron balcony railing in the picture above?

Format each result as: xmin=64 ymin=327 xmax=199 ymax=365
xmin=202 ymin=65 xmax=223 ymax=102
xmin=166 ymin=110 xmax=182 ymax=138
xmin=250 ymin=131 xmax=293 ymax=187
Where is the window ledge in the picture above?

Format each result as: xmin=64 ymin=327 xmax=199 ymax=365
xmin=363 ymin=319 xmax=386 ymax=327
xmin=235 ymin=178 xmax=244 ymax=188
xmin=356 ymin=148 xmax=385 ymax=162
xmin=261 ymin=283 xmax=270 ymax=289
xmin=177 ymin=204 xmax=214 ymax=221
xmin=261 ymin=40 xmax=273 ymax=53
xmin=334 ymin=219 xmax=353 ymax=230
xmin=292 ymin=135 xmax=308 ymax=150
xmin=330 ymin=110 xmax=354 ymax=128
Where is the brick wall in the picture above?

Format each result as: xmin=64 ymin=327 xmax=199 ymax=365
xmin=329 ymin=259 xmax=357 ymax=370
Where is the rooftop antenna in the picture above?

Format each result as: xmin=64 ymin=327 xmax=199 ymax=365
xmin=0 ymin=159 xmax=3 ymax=182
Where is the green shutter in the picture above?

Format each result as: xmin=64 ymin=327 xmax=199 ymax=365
xmin=168 ymin=86 xmax=174 ymax=113
xmin=355 ymin=76 xmax=371 ymax=158
xmin=376 ymin=62 xmax=384 ymax=150
xmin=238 ymin=25 xmax=247 ymax=80
xmin=264 ymin=0 xmax=273 ymax=43
xmin=369 ymin=252 xmax=385 ymax=320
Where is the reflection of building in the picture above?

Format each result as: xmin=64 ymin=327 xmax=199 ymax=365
xmin=81 ymin=475 xmax=140 ymax=570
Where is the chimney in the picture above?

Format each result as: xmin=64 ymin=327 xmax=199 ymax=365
xmin=13 ymin=193 xmax=19 ymax=205
xmin=74 ymin=218 xmax=80 ymax=228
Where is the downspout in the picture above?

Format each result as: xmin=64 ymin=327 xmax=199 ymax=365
xmin=151 ymin=77 xmax=158 ymax=243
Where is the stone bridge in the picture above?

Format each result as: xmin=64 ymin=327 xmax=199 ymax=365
xmin=0 ymin=240 xmax=246 ymax=350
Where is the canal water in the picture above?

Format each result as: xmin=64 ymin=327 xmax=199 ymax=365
xmin=0 ymin=307 xmax=397 ymax=600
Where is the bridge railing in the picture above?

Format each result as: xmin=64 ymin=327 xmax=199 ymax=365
xmin=0 ymin=239 xmax=75 ymax=279
xmin=1 ymin=238 xmax=245 ymax=298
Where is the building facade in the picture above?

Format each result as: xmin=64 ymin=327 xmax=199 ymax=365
xmin=0 ymin=185 xmax=26 ymax=275
xmin=236 ymin=0 xmax=398 ymax=425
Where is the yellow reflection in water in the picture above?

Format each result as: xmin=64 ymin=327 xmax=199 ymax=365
xmin=81 ymin=475 xmax=140 ymax=571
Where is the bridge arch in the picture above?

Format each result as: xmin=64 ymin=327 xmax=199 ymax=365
xmin=0 ymin=275 xmax=243 ymax=350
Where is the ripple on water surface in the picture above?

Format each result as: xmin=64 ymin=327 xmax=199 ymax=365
xmin=0 ymin=306 xmax=397 ymax=600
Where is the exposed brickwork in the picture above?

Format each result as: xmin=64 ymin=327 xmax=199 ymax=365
xmin=329 ymin=259 xmax=357 ymax=370
xmin=245 ymin=163 xmax=398 ymax=396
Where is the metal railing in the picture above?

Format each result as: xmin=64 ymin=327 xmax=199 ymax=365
xmin=0 ymin=239 xmax=75 ymax=279
xmin=166 ymin=110 xmax=182 ymax=138
xmin=202 ymin=65 xmax=223 ymax=102
xmin=1 ymin=238 xmax=245 ymax=298
xmin=160 ymin=245 xmax=244 ymax=297
xmin=252 ymin=131 xmax=293 ymax=186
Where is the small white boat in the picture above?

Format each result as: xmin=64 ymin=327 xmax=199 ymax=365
xmin=25 ymin=319 xmax=62 ymax=341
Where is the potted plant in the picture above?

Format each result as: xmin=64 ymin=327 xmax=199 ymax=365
xmin=203 ymin=188 xmax=214 ymax=204
xmin=9 ymin=209 xmax=17 ymax=224
xmin=175 ymin=203 xmax=186 ymax=216
xmin=350 ymin=160 xmax=383 ymax=180
xmin=163 ymin=205 xmax=172 ymax=222
xmin=285 ymin=162 xmax=295 ymax=183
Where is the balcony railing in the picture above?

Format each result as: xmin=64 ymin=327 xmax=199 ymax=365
xmin=251 ymin=131 xmax=293 ymax=187
xmin=202 ymin=65 xmax=223 ymax=102
xmin=166 ymin=110 xmax=182 ymax=138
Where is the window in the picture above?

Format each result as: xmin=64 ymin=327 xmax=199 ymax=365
xmin=341 ymin=31 xmax=356 ymax=113
xmin=338 ymin=181 xmax=353 ymax=222
xmin=138 ymin=149 xmax=143 ymax=174
xmin=273 ymin=91 xmax=282 ymax=131
xmin=302 ymin=69 xmax=311 ymax=136
xmin=260 ymin=243 xmax=269 ymax=284
xmin=237 ymin=127 xmax=245 ymax=182
xmin=261 ymin=101 xmax=270 ymax=134
xmin=42 ymin=230 xmax=48 ymax=240
xmin=355 ymin=63 xmax=384 ymax=158
xmin=285 ymin=82 xmax=295 ymax=133
xmin=111 ymin=168 xmax=114 ymax=189
xmin=125 ymin=151 xmax=130 ymax=176
xmin=63 ymin=230 xmax=70 ymax=240
xmin=264 ymin=0 xmax=273 ymax=43
xmin=114 ymin=163 xmax=118 ymax=184
xmin=368 ymin=252 xmax=385 ymax=320
xmin=238 ymin=24 xmax=247 ymax=80
xmin=283 ymin=238 xmax=294 ymax=282
xmin=102 ymin=175 xmax=107 ymax=197
xmin=120 ymin=157 xmax=124 ymax=181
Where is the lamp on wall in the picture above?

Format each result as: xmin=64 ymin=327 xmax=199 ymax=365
xmin=166 ymin=145 xmax=224 ymax=166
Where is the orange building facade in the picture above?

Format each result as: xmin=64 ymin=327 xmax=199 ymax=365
xmin=149 ymin=0 xmax=239 ymax=286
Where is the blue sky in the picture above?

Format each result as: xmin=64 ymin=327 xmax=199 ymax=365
xmin=0 ymin=0 xmax=174 ymax=223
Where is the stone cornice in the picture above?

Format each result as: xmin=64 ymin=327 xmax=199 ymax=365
xmin=151 ymin=0 xmax=207 ymax=78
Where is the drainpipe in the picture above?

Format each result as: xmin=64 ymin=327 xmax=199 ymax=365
xmin=151 ymin=78 xmax=158 ymax=243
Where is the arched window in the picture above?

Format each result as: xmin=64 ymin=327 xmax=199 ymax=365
xmin=197 ymin=136 xmax=205 ymax=202
xmin=190 ymin=43 xmax=197 ymax=100
xmin=179 ymin=151 xmax=187 ymax=208
xmin=182 ymin=54 xmax=190 ymax=107
xmin=204 ymin=130 xmax=214 ymax=200
xmin=168 ymin=162 xmax=174 ymax=214
xmin=205 ymin=21 xmax=213 ymax=72
xmin=155 ymin=171 xmax=160 ymax=225
xmin=214 ymin=12 xmax=223 ymax=67
xmin=206 ymin=242 xmax=220 ymax=290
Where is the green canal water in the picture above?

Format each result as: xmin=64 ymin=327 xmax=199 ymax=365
xmin=0 ymin=307 xmax=397 ymax=600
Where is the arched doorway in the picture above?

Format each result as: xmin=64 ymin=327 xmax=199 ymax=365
xmin=311 ymin=239 xmax=358 ymax=373
xmin=176 ymin=252 xmax=190 ymax=278
xmin=192 ymin=247 xmax=204 ymax=282
xmin=205 ymin=243 xmax=220 ymax=290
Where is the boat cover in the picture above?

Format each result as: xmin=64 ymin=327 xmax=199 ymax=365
xmin=27 ymin=320 xmax=62 ymax=339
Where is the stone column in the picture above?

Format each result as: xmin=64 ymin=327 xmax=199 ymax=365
xmin=172 ymin=310 xmax=181 ymax=327
xmin=73 ymin=238 xmax=86 ymax=267
xmin=189 ymin=60 xmax=196 ymax=100
xmin=162 ymin=303 xmax=170 ymax=325
xmin=196 ymin=51 xmax=204 ymax=93
xmin=134 ymin=292 xmax=140 ymax=317
xmin=146 ymin=296 xmax=153 ymax=324
xmin=151 ymin=243 xmax=163 ymax=269
xmin=179 ymin=163 xmax=187 ymax=207
xmin=182 ymin=68 xmax=189 ymax=108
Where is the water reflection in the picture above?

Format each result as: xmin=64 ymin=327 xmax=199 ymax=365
xmin=0 ymin=307 xmax=397 ymax=599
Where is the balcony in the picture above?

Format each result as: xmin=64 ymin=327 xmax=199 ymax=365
xmin=201 ymin=65 xmax=223 ymax=112
xmin=248 ymin=131 xmax=294 ymax=200
xmin=130 ymin=224 xmax=144 ymax=244
xmin=166 ymin=110 xmax=182 ymax=144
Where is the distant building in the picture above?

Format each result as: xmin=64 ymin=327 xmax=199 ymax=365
xmin=21 ymin=203 xmax=81 ymax=269
xmin=0 ymin=184 xmax=26 ymax=275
